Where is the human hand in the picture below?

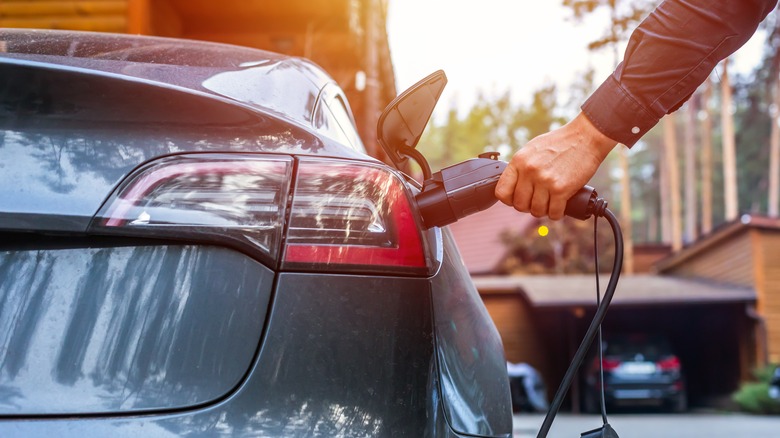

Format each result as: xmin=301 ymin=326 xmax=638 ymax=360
xmin=494 ymin=112 xmax=617 ymax=220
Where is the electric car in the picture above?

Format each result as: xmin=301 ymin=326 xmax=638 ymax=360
xmin=0 ymin=29 xmax=512 ymax=437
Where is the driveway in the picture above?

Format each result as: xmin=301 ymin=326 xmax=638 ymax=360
xmin=514 ymin=412 xmax=780 ymax=437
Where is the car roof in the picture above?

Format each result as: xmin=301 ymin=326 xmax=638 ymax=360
xmin=0 ymin=28 xmax=335 ymax=126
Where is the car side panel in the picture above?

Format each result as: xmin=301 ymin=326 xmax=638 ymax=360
xmin=431 ymin=230 xmax=513 ymax=437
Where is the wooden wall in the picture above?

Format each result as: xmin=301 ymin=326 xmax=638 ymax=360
xmin=663 ymin=230 xmax=755 ymax=287
xmin=481 ymin=293 xmax=548 ymax=373
xmin=0 ymin=0 xmax=128 ymax=32
xmin=755 ymin=229 xmax=780 ymax=363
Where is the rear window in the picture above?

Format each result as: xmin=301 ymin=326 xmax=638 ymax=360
xmin=604 ymin=335 xmax=673 ymax=360
xmin=0 ymin=243 xmax=273 ymax=415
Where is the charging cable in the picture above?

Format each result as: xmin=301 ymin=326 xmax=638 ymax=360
xmin=537 ymin=189 xmax=623 ymax=438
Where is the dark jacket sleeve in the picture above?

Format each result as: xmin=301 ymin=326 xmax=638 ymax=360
xmin=582 ymin=0 xmax=777 ymax=147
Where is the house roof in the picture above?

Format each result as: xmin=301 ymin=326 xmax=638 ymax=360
xmin=447 ymin=202 xmax=536 ymax=275
xmin=473 ymin=274 xmax=755 ymax=308
xmin=656 ymin=214 xmax=780 ymax=272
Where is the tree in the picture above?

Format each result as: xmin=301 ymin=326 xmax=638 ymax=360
xmin=417 ymin=85 xmax=564 ymax=171
xmin=563 ymin=0 xmax=658 ymax=272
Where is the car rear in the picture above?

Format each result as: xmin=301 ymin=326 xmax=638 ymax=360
xmin=0 ymin=30 xmax=512 ymax=437
xmin=595 ymin=335 xmax=686 ymax=412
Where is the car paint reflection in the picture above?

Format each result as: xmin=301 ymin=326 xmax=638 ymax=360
xmin=0 ymin=245 xmax=272 ymax=414
xmin=431 ymin=231 xmax=513 ymax=437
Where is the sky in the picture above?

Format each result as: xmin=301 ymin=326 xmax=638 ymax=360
xmin=386 ymin=0 xmax=767 ymax=121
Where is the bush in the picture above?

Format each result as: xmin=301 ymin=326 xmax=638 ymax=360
xmin=732 ymin=365 xmax=780 ymax=415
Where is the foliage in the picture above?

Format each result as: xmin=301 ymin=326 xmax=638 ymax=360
xmin=417 ymin=85 xmax=564 ymax=170
xmin=732 ymin=365 xmax=780 ymax=415
xmin=563 ymin=0 xmax=658 ymax=53
xmin=498 ymin=217 xmax=616 ymax=275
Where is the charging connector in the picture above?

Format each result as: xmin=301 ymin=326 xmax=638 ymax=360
xmin=563 ymin=186 xmax=608 ymax=221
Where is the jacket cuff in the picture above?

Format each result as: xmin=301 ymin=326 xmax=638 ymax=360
xmin=581 ymin=75 xmax=660 ymax=147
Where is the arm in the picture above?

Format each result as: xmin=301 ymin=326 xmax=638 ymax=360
xmin=584 ymin=0 xmax=777 ymax=146
xmin=496 ymin=0 xmax=777 ymax=219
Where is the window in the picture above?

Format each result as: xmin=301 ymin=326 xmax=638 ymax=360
xmin=313 ymin=87 xmax=366 ymax=153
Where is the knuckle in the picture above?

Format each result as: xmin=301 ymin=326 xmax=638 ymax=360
xmin=513 ymin=200 xmax=529 ymax=213
xmin=548 ymin=180 xmax=567 ymax=195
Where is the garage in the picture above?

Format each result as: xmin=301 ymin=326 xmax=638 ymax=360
xmin=478 ymin=274 xmax=757 ymax=411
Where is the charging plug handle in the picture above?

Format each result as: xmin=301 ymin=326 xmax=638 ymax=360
xmin=415 ymin=158 xmax=607 ymax=227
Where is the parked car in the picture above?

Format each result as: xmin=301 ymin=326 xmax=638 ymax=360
xmin=584 ymin=334 xmax=687 ymax=413
xmin=507 ymin=362 xmax=548 ymax=413
xmin=0 ymin=29 xmax=512 ymax=437
xmin=770 ymin=366 xmax=780 ymax=400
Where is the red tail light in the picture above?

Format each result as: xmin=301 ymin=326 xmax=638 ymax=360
xmin=602 ymin=358 xmax=621 ymax=371
xmin=93 ymin=154 xmax=292 ymax=265
xmin=657 ymin=356 xmax=681 ymax=371
xmin=282 ymin=158 xmax=430 ymax=275
xmin=94 ymin=155 xmax=431 ymax=275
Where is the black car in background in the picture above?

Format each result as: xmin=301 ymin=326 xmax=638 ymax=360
xmin=0 ymin=29 xmax=512 ymax=437
xmin=584 ymin=334 xmax=687 ymax=413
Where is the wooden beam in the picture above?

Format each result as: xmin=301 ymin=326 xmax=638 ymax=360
xmin=0 ymin=16 xmax=126 ymax=32
xmin=684 ymin=98 xmax=698 ymax=242
xmin=700 ymin=76 xmax=714 ymax=234
xmin=721 ymin=60 xmax=739 ymax=221
xmin=619 ymin=147 xmax=635 ymax=274
xmin=127 ymin=0 xmax=150 ymax=34
xmin=0 ymin=1 xmax=126 ymax=18
xmin=664 ymin=114 xmax=683 ymax=251
xmin=769 ymin=72 xmax=780 ymax=217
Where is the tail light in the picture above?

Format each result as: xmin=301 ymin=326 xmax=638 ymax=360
xmin=657 ymin=356 xmax=681 ymax=372
xmin=93 ymin=154 xmax=292 ymax=266
xmin=602 ymin=358 xmax=621 ymax=371
xmin=93 ymin=154 xmax=432 ymax=275
xmin=282 ymin=158 xmax=430 ymax=275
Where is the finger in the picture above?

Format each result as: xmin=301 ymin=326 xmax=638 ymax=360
xmin=495 ymin=165 xmax=518 ymax=205
xmin=548 ymin=195 xmax=567 ymax=221
xmin=512 ymin=178 xmax=534 ymax=213
xmin=529 ymin=187 xmax=550 ymax=218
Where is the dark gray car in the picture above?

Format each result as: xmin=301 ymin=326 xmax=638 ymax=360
xmin=0 ymin=29 xmax=511 ymax=437
xmin=584 ymin=334 xmax=686 ymax=413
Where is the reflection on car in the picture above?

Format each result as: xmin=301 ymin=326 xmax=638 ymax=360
xmin=0 ymin=29 xmax=512 ymax=437
xmin=584 ymin=334 xmax=687 ymax=413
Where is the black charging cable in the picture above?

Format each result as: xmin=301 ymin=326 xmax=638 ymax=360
xmin=537 ymin=190 xmax=623 ymax=438
xmin=594 ymin=209 xmax=609 ymax=429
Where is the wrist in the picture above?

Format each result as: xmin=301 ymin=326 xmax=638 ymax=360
xmin=570 ymin=112 xmax=618 ymax=160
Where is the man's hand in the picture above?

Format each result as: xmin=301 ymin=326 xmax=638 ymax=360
xmin=494 ymin=112 xmax=618 ymax=220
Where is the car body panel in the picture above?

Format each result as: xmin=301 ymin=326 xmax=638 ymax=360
xmin=0 ymin=273 xmax=442 ymax=436
xmin=432 ymin=231 xmax=512 ymax=436
xmin=0 ymin=28 xmax=333 ymax=126
xmin=0 ymin=244 xmax=273 ymax=415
